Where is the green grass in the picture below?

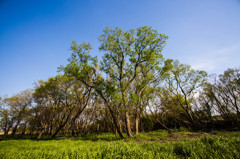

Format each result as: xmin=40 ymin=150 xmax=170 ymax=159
xmin=0 ymin=131 xmax=240 ymax=159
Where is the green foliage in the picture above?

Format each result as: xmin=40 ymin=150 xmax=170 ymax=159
xmin=59 ymin=26 xmax=170 ymax=138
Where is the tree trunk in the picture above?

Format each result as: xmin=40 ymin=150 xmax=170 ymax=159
xmin=37 ymin=131 xmax=44 ymax=139
xmin=135 ymin=114 xmax=139 ymax=135
xmin=4 ymin=124 xmax=11 ymax=135
xmin=11 ymin=123 xmax=19 ymax=136
xmin=4 ymin=130 xmax=9 ymax=135
xmin=72 ymin=129 xmax=75 ymax=136
xmin=156 ymin=118 xmax=172 ymax=133
xmin=52 ymin=114 xmax=71 ymax=138
xmin=107 ymin=105 xmax=124 ymax=139
xmin=97 ymin=122 xmax=100 ymax=135
xmin=119 ymin=121 xmax=122 ymax=132
xmin=125 ymin=111 xmax=132 ymax=137
xmin=140 ymin=119 xmax=145 ymax=133
xmin=21 ymin=125 xmax=27 ymax=135
xmin=115 ymin=128 xmax=118 ymax=136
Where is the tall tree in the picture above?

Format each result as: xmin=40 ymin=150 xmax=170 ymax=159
xmin=61 ymin=26 xmax=168 ymax=138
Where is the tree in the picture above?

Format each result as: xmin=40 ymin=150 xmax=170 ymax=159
xmin=60 ymin=26 xmax=168 ymax=138
xmin=167 ymin=60 xmax=207 ymax=128
xmin=33 ymin=75 xmax=92 ymax=138
xmin=3 ymin=89 xmax=32 ymax=136
xmin=218 ymin=68 xmax=240 ymax=119
xmin=196 ymin=82 xmax=215 ymax=127
xmin=0 ymin=108 xmax=12 ymax=135
xmin=200 ymin=68 xmax=240 ymax=122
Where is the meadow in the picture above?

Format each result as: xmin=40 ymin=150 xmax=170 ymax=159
xmin=0 ymin=130 xmax=240 ymax=159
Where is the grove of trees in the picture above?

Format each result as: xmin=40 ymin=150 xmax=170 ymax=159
xmin=0 ymin=26 xmax=239 ymax=139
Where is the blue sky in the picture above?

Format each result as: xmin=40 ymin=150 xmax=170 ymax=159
xmin=0 ymin=0 xmax=240 ymax=97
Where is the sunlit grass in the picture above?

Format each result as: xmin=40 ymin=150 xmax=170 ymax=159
xmin=0 ymin=131 xmax=240 ymax=159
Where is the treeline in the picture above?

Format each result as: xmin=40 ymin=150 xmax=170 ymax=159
xmin=0 ymin=26 xmax=239 ymax=139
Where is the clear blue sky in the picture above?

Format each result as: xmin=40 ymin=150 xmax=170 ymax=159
xmin=0 ymin=0 xmax=240 ymax=97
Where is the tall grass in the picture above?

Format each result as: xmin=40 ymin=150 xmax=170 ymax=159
xmin=0 ymin=131 xmax=239 ymax=159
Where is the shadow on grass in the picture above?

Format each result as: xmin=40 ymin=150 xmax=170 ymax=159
xmin=77 ymin=133 xmax=122 ymax=141
xmin=2 ymin=129 xmax=236 ymax=142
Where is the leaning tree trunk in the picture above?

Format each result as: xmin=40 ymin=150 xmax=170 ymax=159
xmin=52 ymin=113 xmax=72 ymax=138
xmin=93 ymin=89 xmax=124 ymax=139
xmin=107 ymin=105 xmax=124 ymax=139
xmin=4 ymin=124 xmax=11 ymax=135
xmin=11 ymin=120 xmax=21 ymax=136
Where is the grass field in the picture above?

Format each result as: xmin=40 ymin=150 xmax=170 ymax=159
xmin=0 ymin=130 xmax=240 ymax=159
